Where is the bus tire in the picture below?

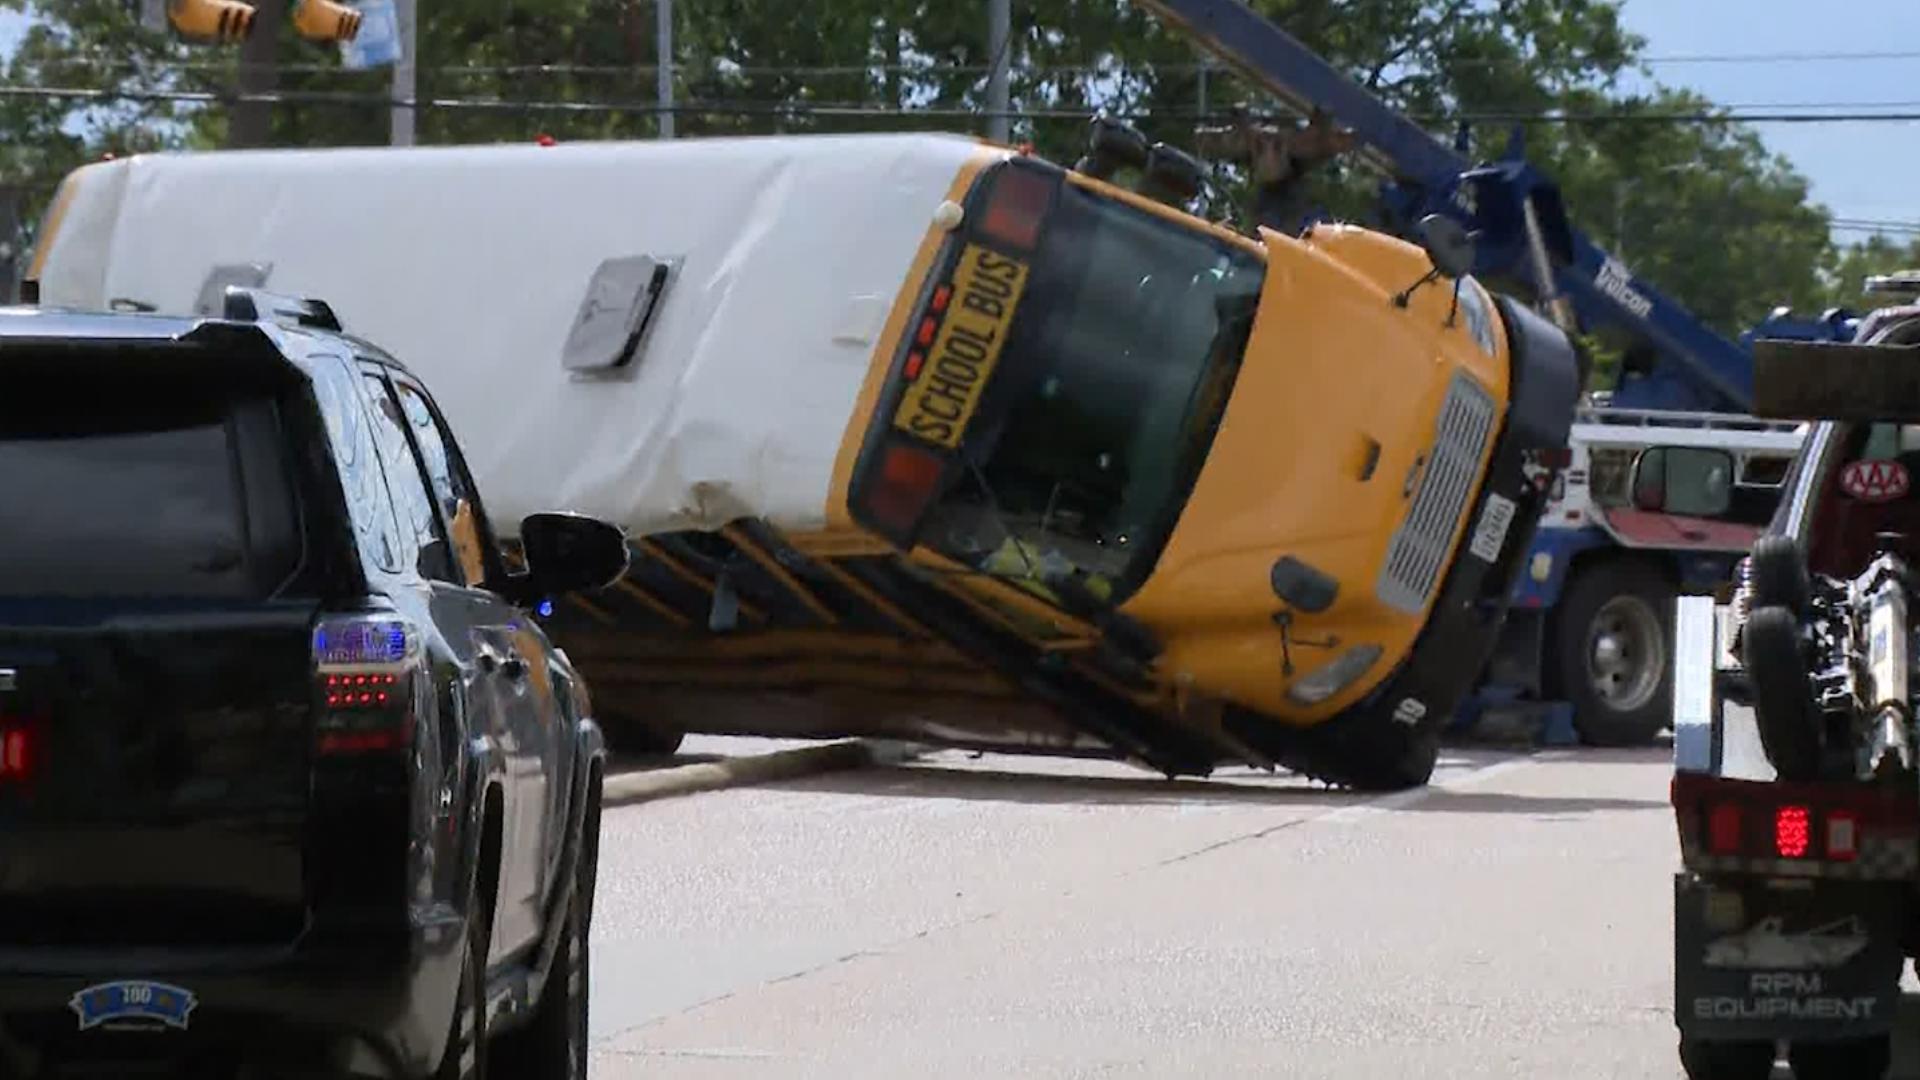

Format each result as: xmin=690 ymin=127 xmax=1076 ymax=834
xmin=1679 ymin=1036 xmax=1774 ymax=1080
xmin=1303 ymin=723 xmax=1440 ymax=792
xmin=1750 ymin=534 xmax=1811 ymax=617
xmin=1788 ymin=1035 xmax=1891 ymax=1080
xmin=599 ymin=709 xmax=685 ymax=758
xmin=1743 ymin=604 xmax=1823 ymax=782
xmin=1554 ymin=558 xmax=1673 ymax=746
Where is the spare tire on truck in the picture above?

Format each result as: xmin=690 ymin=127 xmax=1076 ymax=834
xmin=1742 ymin=603 xmax=1823 ymax=782
xmin=1749 ymin=534 xmax=1812 ymax=617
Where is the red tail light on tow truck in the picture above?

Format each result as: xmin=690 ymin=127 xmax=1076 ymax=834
xmin=1675 ymin=773 xmax=1917 ymax=877
xmin=312 ymin=614 xmax=422 ymax=756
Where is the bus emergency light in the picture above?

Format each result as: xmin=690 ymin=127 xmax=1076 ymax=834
xmin=863 ymin=441 xmax=945 ymax=539
xmin=979 ymin=166 xmax=1054 ymax=251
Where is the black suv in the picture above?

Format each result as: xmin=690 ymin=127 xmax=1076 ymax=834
xmin=0 ymin=291 xmax=627 ymax=1079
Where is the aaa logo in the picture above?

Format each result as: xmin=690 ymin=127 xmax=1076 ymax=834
xmin=1840 ymin=460 xmax=1910 ymax=504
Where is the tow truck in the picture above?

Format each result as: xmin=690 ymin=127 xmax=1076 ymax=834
xmin=1660 ymin=294 xmax=1920 ymax=1079
xmin=1131 ymin=0 xmax=1856 ymax=746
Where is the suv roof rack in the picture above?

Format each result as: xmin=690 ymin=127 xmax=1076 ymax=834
xmin=222 ymin=286 xmax=343 ymax=333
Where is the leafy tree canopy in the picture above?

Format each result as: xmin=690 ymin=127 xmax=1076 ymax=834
xmin=0 ymin=0 xmax=1885 ymax=352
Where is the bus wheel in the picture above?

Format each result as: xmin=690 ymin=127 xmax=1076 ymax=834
xmin=1788 ymin=1035 xmax=1890 ymax=1080
xmin=1679 ymin=1036 xmax=1775 ymax=1080
xmin=599 ymin=709 xmax=686 ymax=758
xmin=1556 ymin=559 xmax=1673 ymax=746
xmin=1744 ymin=604 xmax=1823 ymax=782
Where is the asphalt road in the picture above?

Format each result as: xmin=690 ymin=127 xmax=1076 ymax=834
xmin=583 ymin=737 xmax=1695 ymax=1079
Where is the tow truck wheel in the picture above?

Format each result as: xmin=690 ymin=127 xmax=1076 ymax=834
xmin=1743 ymin=604 xmax=1824 ymax=782
xmin=1555 ymin=559 xmax=1673 ymax=746
xmin=1678 ymin=1036 xmax=1775 ymax=1080
xmin=1788 ymin=1034 xmax=1891 ymax=1080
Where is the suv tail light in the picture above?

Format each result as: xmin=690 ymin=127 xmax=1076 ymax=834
xmin=0 ymin=719 xmax=35 ymax=786
xmin=312 ymin=614 xmax=422 ymax=755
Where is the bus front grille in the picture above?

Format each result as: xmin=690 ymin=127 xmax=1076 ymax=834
xmin=1376 ymin=373 xmax=1496 ymax=614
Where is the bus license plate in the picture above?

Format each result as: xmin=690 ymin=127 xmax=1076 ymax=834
xmin=1467 ymin=493 xmax=1516 ymax=563
xmin=891 ymin=243 xmax=1029 ymax=450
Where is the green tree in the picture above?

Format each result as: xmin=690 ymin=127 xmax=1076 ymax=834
xmin=1823 ymin=233 xmax=1920 ymax=312
xmin=0 ymin=0 xmax=1844 ymax=361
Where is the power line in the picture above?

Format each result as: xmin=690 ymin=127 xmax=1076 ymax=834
xmin=1641 ymin=49 xmax=1920 ymax=65
xmin=1832 ymin=219 xmax=1920 ymax=236
xmin=16 ymin=81 xmax=1920 ymax=127
xmin=32 ymin=49 xmax=1920 ymax=80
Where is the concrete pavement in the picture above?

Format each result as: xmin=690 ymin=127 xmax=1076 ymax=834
xmin=585 ymin=742 xmax=1695 ymax=1079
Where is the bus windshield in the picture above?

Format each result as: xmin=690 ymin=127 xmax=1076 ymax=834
xmin=920 ymin=176 xmax=1266 ymax=606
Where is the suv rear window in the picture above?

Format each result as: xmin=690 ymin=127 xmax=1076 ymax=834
xmin=0 ymin=375 xmax=303 ymax=600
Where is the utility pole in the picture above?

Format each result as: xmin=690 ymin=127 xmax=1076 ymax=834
xmin=228 ymin=0 xmax=281 ymax=147
xmin=656 ymin=0 xmax=674 ymax=139
xmin=1196 ymin=51 xmax=1209 ymax=124
xmin=391 ymin=0 xmax=415 ymax=145
xmin=986 ymin=0 xmax=1010 ymax=144
xmin=0 ymin=185 xmax=20 ymax=305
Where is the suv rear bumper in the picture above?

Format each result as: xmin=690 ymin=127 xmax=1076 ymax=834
xmin=0 ymin=913 xmax=465 ymax=1079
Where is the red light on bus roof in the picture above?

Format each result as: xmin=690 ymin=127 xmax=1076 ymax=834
xmin=1707 ymin=802 xmax=1742 ymax=855
xmin=979 ymin=166 xmax=1054 ymax=250
xmin=864 ymin=441 xmax=945 ymax=536
xmin=904 ymin=351 xmax=926 ymax=380
xmin=1776 ymin=804 xmax=1811 ymax=858
xmin=916 ymin=316 xmax=938 ymax=347
xmin=931 ymin=285 xmax=952 ymax=313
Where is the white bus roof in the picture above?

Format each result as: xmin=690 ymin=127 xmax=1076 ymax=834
xmin=34 ymin=133 xmax=997 ymax=536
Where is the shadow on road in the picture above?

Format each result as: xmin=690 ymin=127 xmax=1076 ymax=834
xmin=1403 ymin=787 xmax=1668 ymax=815
xmin=759 ymin=762 xmax=1375 ymax=807
xmin=752 ymin=748 xmax=1658 ymax=814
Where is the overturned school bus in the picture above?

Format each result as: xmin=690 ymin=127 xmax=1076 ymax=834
xmin=27 ymin=131 xmax=1579 ymax=788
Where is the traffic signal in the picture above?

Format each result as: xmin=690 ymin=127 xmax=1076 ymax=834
xmin=165 ymin=0 xmax=255 ymax=42
xmin=291 ymin=0 xmax=361 ymax=42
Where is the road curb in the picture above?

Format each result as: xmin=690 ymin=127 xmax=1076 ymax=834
xmin=602 ymin=739 xmax=926 ymax=808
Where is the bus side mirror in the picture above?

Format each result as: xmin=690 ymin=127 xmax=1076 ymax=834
xmin=1632 ymin=446 xmax=1733 ymax=517
xmin=1416 ymin=214 xmax=1476 ymax=279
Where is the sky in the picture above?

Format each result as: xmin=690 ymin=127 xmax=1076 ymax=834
xmin=0 ymin=1 xmax=1911 ymax=236
xmin=1615 ymin=0 xmax=1920 ymax=236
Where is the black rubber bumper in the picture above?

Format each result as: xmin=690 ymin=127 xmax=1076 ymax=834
xmin=1674 ymin=872 xmax=1906 ymax=1043
xmin=1224 ymin=296 xmax=1582 ymax=788
xmin=0 ymin=918 xmax=465 ymax=1079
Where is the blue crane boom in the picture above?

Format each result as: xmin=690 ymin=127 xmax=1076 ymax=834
xmin=1135 ymin=0 xmax=1772 ymax=413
